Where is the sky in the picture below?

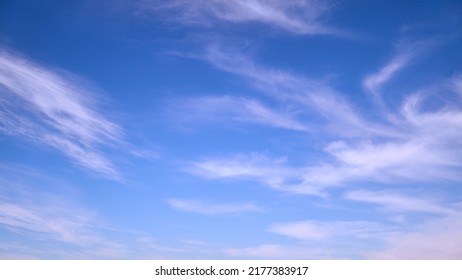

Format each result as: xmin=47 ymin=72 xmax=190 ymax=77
xmin=1 ymin=0 xmax=462 ymax=259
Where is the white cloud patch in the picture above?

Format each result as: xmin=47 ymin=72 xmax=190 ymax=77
xmin=197 ymin=45 xmax=403 ymax=139
xmin=0 ymin=175 xmax=127 ymax=258
xmin=345 ymin=190 xmax=454 ymax=215
xmin=144 ymin=0 xmax=338 ymax=35
xmin=0 ymin=166 xmax=194 ymax=259
xmin=370 ymin=213 xmax=462 ymax=259
xmin=452 ymin=74 xmax=462 ymax=99
xmin=187 ymin=153 xmax=330 ymax=195
xmin=225 ymin=244 xmax=334 ymax=259
xmin=362 ymin=53 xmax=412 ymax=105
xmin=188 ymin=115 xmax=462 ymax=194
xmin=362 ymin=39 xmax=435 ymax=108
xmin=189 ymin=153 xmax=288 ymax=179
xmin=269 ymin=220 xmax=390 ymax=241
xmin=168 ymin=198 xmax=261 ymax=215
xmin=187 ymin=67 xmax=462 ymax=194
xmin=322 ymin=138 xmax=462 ymax=184
xmin=176 ymin=95 xmax=309 ymax=131
xmin=0 ymin=49 xmax=122 ymax=179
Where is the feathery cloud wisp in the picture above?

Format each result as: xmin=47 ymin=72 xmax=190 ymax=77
xmin=0 ymin=176 xmax=115 ymax=253
xmin=370 ymin=213 xmax=462 ymax=259
xmin=0 ymin=49 xmax=122 ymax=178
xmin=144 ymin=0 xmax=338 ymax=35
xmin=187 ymin=153 xmax=331 ymax=195
xmin=198 ymin=45 xmax=403 ymax=139
xmin=269 ymin=220 xmax=390 ymax=241
xmin=362 ymin=39 xmax=436 ymax=108
xmin=362 ymin=53 xmax=412 ymax=104
xmin=175 ymin=95 xmax=309 ymax=131
xmin=225 ymin=244 xmax=334 ymax=259
xmin=452 ymin=74 xmax=462 ymax=99
xmin=186 ymin=57 xmax=462 ymax=192
xmin=168 ymin=198 xmax=261 ymax=215
xmin=344 ymin=190 xmax=454 ymax=214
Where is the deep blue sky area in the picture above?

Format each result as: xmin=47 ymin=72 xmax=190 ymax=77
xmin=1 ymin=0 xmax=462 ymax=259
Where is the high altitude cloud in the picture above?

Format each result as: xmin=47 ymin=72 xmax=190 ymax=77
xmin=187 ymin=153 xmax=326 ymax=194
xmin=0 ymin=49 xmax=122 ymax=179
xmin=144 ymin=0 xmax=338 ymax=35
xmin=344 ymin=189 xmax=454 ymax=214
xmin=362 ymin=39 xmax=435 ymax=108
xmin=179 ymin=32 xmax=462 ymax=259
xmin=175 ymin=95 xmax=309 ymax=131
xmin=197 ymin=45 xmax=401 ymax=138
xmin=269 ymin=220 xmax=390 ymax=241
xmin=370 ymin=213 xmax=462 ymax=259
xmin=452 ymin=74 xmax=462 ymax=99
xmin=0 ymin=166 xmax=185 ymax=259
xmin=0 ymin=173 xmax=125 ymax=258
xmin=168 ymin=198 xmax=261 ymax=215
xmin=225 ymin=244 xmax=334 ymax=259
xmin=185 ymin=42 xmax=462 ymax=195
xmin=188 ymin=108 xmax=462 ymax=194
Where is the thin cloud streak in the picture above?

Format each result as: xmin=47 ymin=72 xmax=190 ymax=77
xmin=187 ymin=153 xmax=329 ymax=196
xmin=269 ymin=220 xmax=390 ymax=241
xmin=143 ymin=0 xmax=339 ymax=35
xmin=0 ymin=49 xmax=122 ymax=178
xmin=188 ymin=112 xmax=462 ymax=194
xmin=362 ymin=39 xmax=436 ymax=109
xmin=168 ymin=198 xmax=261 ymax=215
xmin=345 ymin=190 xmax=454 ymax=215
xmin=225 ymin=244 xmax=335 ymax=259
xmin=0 ymin=177 xmax=111 ymax=251
xmin=362 ymin=53 xmax=411 ymax=106
xmin=176 ymin=95 xmax=310 ymax=131
xmin=185 ymin=43 xmax=462 ymax=195
xmin=452 ymin=74 xmax=462 ymax=99
xmin=0 ymin=169 xmax=177 ymax=259
xmin=198 ymin=45 xmax=403 ymax=139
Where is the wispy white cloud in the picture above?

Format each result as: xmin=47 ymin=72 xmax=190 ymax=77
xmin=323 ymin=140 xmax=462 ymax=183
xmin=129 ymin=148 xmax=160 ymax=161
xmin=188 ymin=75 xmax=462 ymax=193
xmin=362 ymin=53 xmax=412 ymax=105
xmin=0 ymin=200 xmax=100 ymax=245
xmin=201 ymin=44 xmax=326 ymax=99
xmin=199 ymin=45 xmax=404 ymax=139
xmin=187 ymin=153 xmax=329 ymax=195
xmin=182 ymin=46 xmax=450 ymax=195
xmin=175 ymin=95 xmax=309 ymax=131
xmin=452 ymin=74 xmax=462 ymax=99
xmin=238 ymin=213 xmax=462 ymax=259
xmin=144 ymin=0 xmax=338 ymax=35
xmin=269 ymin=220 xmax=390 ymax=241
xmin=345 ymin=189 xmax=454 ymax=215
xmin=224 ymin=212 xmax=462 ymax=259
xmin=370 ymin=213 xmax=462 ymax=259
xmin=0 ymin=176 xmax=127 ymax=258
xmin=188 ymin=153 xmax=288 ymax=180
xmin=168 ymin=198 xmax=261 ymax=215
xmin=0 ymin=166 xmax=191 ymax=259
xmin=302 ymin=115 xmax=462 ymax=186
xmin=0 ymin=49 xmax=122 ymax=179
xmin=362 ymin=39 xmax=436 ymax=108
xmin=44 ymin=135 xmax=120 ymax=179
xmin=225 ymin=244 xmax=334 ymax=259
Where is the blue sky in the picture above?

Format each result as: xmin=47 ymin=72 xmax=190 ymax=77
xmin=1 ymin=0 xmax=462 ymax=259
